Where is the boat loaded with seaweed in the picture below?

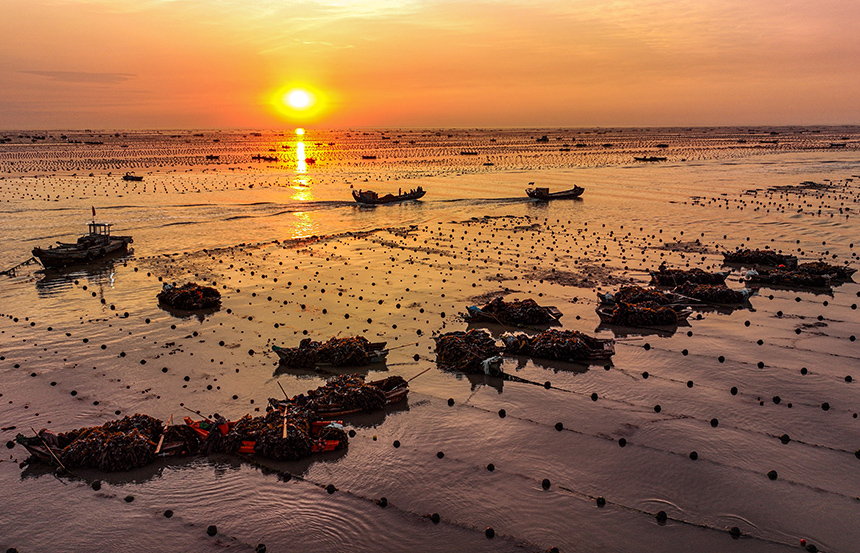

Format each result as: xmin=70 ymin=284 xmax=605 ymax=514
xmin=32 ymin=221 xmax=133 ymax=268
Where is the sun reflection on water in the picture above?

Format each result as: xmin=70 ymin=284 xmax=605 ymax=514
xmin=296 ymin=141 xmax=306 ymax=173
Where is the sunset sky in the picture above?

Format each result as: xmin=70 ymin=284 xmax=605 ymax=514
xmin=2 ymin=0 xmax=859 ymax=129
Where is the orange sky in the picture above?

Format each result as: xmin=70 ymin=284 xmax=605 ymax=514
xmin=2 ymin=0 xmax=859 ymax=129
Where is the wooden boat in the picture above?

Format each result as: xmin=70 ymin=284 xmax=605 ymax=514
xmin=649 ymin=268 xmax=729 ymax=286
xmin=32 ymin=222 xmax=133 ymax=268
xmin=502 ymin=331 xmax=615 ymax=361
xmin=633 ymin=156 xmax=667 ymax=162
xmin=269 ymin=378 xmax=410 ymax=418
xmin=272 ymin=341 xmax=388 ymax=366
xmin=464 ymin=304 xmax=562 ymax=325
xmin=352 ymin=187 xmax=426 ymax=205
xmin=597 ymin=290 xmax=693 ymax=308
xmin=596 ymin=305 xmax=692 ymax=325
xmin=183 ymin=417 xmax=344 ymax=454
xmin=744 ymin=269 xmax=831 ymax=289
xmin=122 ymin=172 xmax=143 ymax=181
xmin=525 ymin=186 xmax=584 ymax=200
xmin=722 ymin=249 xmax=797 ymax=268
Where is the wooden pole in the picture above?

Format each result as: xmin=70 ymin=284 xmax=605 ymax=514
xmin=31 ymin=427 xmax=67 ymax=471
xmin=154 ymin=414 xmax=173 ymax=454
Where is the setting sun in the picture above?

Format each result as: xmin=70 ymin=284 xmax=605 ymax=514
xmin=285 ymin=89 xmax=314 ymax=110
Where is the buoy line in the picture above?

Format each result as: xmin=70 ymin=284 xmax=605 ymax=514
xmin=440 ymin=393 xmax=860 ymax=501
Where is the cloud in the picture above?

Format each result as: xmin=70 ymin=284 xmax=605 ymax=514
xmin=20 ymin=71 xmax=136 ymax=84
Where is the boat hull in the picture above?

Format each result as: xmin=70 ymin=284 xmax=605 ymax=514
xmin=33 ymin=237 xmax=132 ymax=268
xmin=352 ymin=189 xmax=426 ymax=205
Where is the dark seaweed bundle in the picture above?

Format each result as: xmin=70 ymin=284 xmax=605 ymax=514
xmin=157 ymin=282 xmax=221 ymax=310
xmin=276 ymin=336 xmax=378 ymax=367
xmin=475 ymin=297 xmax=557 ymax=324
xmin=373 ymin=375 xmax=408 ymax=393
xmin=746 ymin=268 xmax=830 ymax=288
xmin=434 ymin=329 xmax=502 ymax=372
xmin=60 ymin=427 xmax=156 ymax=472
xmin=307 ymin=375 xmax=387 ymax=412
xmin=673 ymin=283 xmax=748 ymax=304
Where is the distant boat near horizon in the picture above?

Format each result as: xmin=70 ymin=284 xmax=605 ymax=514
xmin=352 ymin=187 xmax=426 ymax=205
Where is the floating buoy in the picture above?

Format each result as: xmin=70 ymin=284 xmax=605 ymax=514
xmin=255 ymin=544 xmax=267 ymax=553
xmin=773 ymin=396 xmax=781 ymax=404
xmin=767 ymin=470 xmax=778 ymax=480
xmin=207 ymin=525 xmax=217 ymax=536
xmin=655 ymin=510 xmax=667 ymax=522
xmin=164 ymin=510 xmax=173 ymax=518
xmin=377 ymin=497 xmax=388 ymax=508
xmin=498 ymin=409 xmax=506 ymax=418
xmin=542 ymin=478 xmax=551 ymax=490
xmin=91 ymin=480 xmax=101 ymax=490
xmin=729 ymin=526 xmax=741 ymax=538
xmin=821 ymin=402 xmax=830 ymax=411
xmin=393 ymin=440 xmax=401 ymax=448
xmin=618 ymin=438 xmax=627 ymax=447
xmin=485 ymin=527 xmax=495 ymax=538
xmin=447 ymin=398 xmax=454 ymax=406
xmin=487 ymin=463 xmax=495 ymax=471
xmin=596 ymin=496 xmax=606 ymax=507
xmin=124 ymin=495 xmax=134 ymax=502
xmin=430 ymin=513 xmax=440 ymax=524
xmin=689 ymin=451 xmax=698 ymax=460
xmin=555 ymin=422 xmax=564 ymax=431
xmin=710 ymin=418 xmax=719 ymax=427
xmin=591 ymin=393 xmax=598 ymax=401
xmin=326 ymin=484 xmax=337 ymax=494
xmin=779 ymin=434 xmax=791 ymax=444
xmin=654 ymin=405 xmax=661 ymax=413
xmin=437 ymin=451 xmax=444 ymax=459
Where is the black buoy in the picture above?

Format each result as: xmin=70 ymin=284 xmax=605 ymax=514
xmin=5 ymin=440 xmax=15 ymax=449
xmin=689 ymin=451 xmax=698 ymax=460
xmin=207 ymin=525 xmax=218 ymax=536
xmin=485 ymin=527 xmax=495 ymax=539
xmin=91 ymin=480 xmax=101 ymax=490
xmin=730 ymin=386 xmax=738 ymax=395
xmin=124 ymin=495 xmax=134 ymax=502
xmin=729 ymin=526 xmax=741 ymax=539
xmin=718 ymin=356 xmax=725 ymax=363
xmin=596 ymin=496 xmax=606 ymax=507
xmin=255 ymin=544 xmax=267 ymax=553
xmin=326 ymin=484 xmax=337 ymax=494
xmin=767 ymin=470 xmax=778 ymax=480
xmin=377 ymin=497 xmax=388 ymax=508
xmin=779 ymin=434 xmax=791 ymax=444
xmin=555 ymin=422 xmax=564 ymax=431
xmin=591 ymin=393 xmax=598 ymax=401
xmin=710 ymin=418 xmax=719 ymax=427
xmin=431 ymin=513 xmax=440 ymax=524
xmin=654 ymin=405 xmax=661 ymax=413
xmin=437 ymin=451 xmax=444 ymax=459
xmin=541 ymin=478 xmax=551 ymax=490
xmin=643 ymin=343 xmax=651 ymax=351
xmin=618 ymin=438 xmax=627 ymax=447
xmin=544 ymin=381 xmax=551 ymax=389
xmin=447 ymin=398 xmax=454 ymax=406
xmin=642 ymin=372 xmax=649 ymax=379
xmin=821 ymin=402 xmax=830 ymax=411
xmin=393 ymin=440 xmax=401 ymax=448
xmin=773 ymin=396 xmax=781 ymax=404
xmin=487 ymin=463 xmax=495 ymax=471
xmin=164 ymin=509 xmax=173 ymax=518
xmin=498 ymin=409 xmax=506 ymax=418
xmin=348 ymin=429 xmax=356 ymax=438
xmin=655 ymin=510 xmax=667 ymax=522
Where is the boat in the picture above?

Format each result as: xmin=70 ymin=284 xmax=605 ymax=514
xmin=122 ymin=172 xmax=143 ymax=181
xmin=633 ymin=156 xmax=667 ymax=162
xmin=272 ymin=341 xmax=389 ymax=366
xmin=649 ymin=267 xmax=728 ymax=286
xmin=463 ymin=298 xmax=563 ymax=326
xmin=596 ymin=305 xmax=692 ymax=325
xmin=352 ymin=187 xmax=426 ymax=205
xmin=502 ymin=330 xmax=615 ymax=361
xmin=183 ymin=417 xmax=345 ymax=454
xmin=361 ymin=155 xmax=377 ymax=160
xmin=32 ymin=221 xmax=133 ymax=268
xmin=268 ymin=377 xmax=410 ymax=418
xmin=525 ymin=186 xmax=584 ymax=200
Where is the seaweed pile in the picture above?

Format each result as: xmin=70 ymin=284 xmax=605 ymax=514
xmin=274 ymin=336 xmax=382 ymax=367
xmin=722 ymin=249 xmax=798 ymax=268
xmin=502 ymin=329 xmax=613 ymax=361
xmin=601 ymin=302 xmax=681 ymax=326
xmin=157 ymin=282 xmax=221 ymax=310
xmin=650 ymin=267 xmax=728 ymax=286
xmin=796 ymin=261 xmax=857 ymax=280
xmin=300 ymin=374 xmax=387 ymax=413
xmin=672 ymin=283 xmax=752 ymax=304
xmin=467 ymin=297 xmax=559 ymax=324
xmin=434 ymin=329 xmax=502 ymax=372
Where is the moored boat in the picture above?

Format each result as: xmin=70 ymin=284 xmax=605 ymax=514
xmin=633 ymin=156 xmax=667 ymax=162
xmin=184 ymin=416 xmax=345 ymax=454
xmin=352 ymin=187 xmax=425 ymax=205
xmin=122 ymin=172 xmax=143 ymax=181
xmin=525 ymin=186 xmax=584 ymax=200
xmin=32 ymin=221 xmax=133 ymax=268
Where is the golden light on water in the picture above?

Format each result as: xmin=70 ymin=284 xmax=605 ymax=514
xmin=295 ymin=128 xmax=305 ymax=136
xmin=296 ymin=141 xmax=306 ymax=173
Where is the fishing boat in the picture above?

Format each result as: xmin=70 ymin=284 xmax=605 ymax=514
xmin=183 ymin=417 xmax=346 ymax=454
xmin=525 ymin=186 xmax=584 ymax=200
xmin=269 ymin=377 xmax=410 ymax=418
xmin=596 ymin=305 xmax=693 ymax=325
xmin=464 ymin=303 xmax=563 ymax=325
xmin=352 ymin=187 xmax=426 ymax=205
xmin=633 ymin=156 xmax=667 ymax=162
xmin=272 ymin=341 xmax=388 ymax=367
xmin=122 ymin=172 xmax=143 ymax=181
xmin=502 ymin=331 xmax=615 ymax=361
xmin=32 ymin=221 xmax=133 ymax=268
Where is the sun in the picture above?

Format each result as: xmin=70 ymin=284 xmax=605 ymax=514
xmin=284 ymin=89 xmax=315 ymax=110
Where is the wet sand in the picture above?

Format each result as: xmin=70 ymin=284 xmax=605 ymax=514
xmin=1 ymin=128 xmax=859 ymax=552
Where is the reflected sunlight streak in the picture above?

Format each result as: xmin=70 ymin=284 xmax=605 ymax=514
xmin=296 ymin=141 xmax=306 ymax=173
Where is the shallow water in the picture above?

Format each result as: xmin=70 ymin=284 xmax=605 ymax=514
xmin=1 ymin=127 xmax=859 ymax=552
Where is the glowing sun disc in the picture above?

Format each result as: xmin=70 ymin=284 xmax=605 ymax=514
xmin=285 ymin=89 xmax=313 ymax=110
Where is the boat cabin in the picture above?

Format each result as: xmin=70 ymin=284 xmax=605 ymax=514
xmin=77 ymin=222 xmax=113 ymax=246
